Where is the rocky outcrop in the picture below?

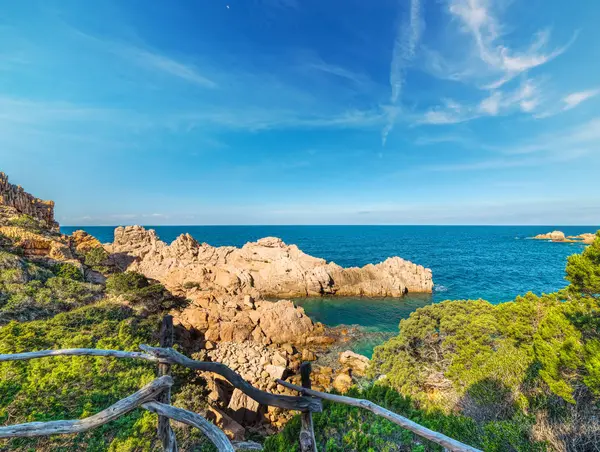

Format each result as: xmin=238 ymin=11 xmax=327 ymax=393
xmin=174 ymin=291 xmax=329 ymax=346
xmin=568 ymin=233 xmax=596 ymax=245
xmin=0 ymin=172 xmax=58 ymax=231
xmin=106 ymin=226 xmax=433 ymax=297
xmin=532 ymin=231 xmax=596 ymax=244
xmin=339 ymin=350 xmax=370 ymax=377
xmin=71 ymin=230 xmax=103 ymax=253
xmin=533 ymin=230 xmax=566 ymax=241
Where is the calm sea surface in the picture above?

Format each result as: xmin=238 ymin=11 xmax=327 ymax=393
xmin=62 ymin=225 xmax=597 ymax=355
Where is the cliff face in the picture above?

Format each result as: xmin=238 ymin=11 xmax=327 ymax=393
xmin=0 ymin=172 xmax=58 ymax=231
xmin=106 ymin=225 xmax=433 ymax=297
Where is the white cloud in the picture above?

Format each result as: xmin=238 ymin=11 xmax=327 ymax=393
xmin=123 ymin=47 xmax=218 ymax=89
xmin=423 ymin=117 xmax=600 ymax=171
xmin=382 ymin=0 xmax=424 ymax=145
xmin=478 ymin=91 xmax=501 ymax=115
xmin=563 ymin=89 xmax=600 ymax=110
xmin=534 ymin=88 xmax=600 ymax=118
xmin=418 ymin=78 xmax=541 ymax=124
xmin=425 ymin=1 xmax=574 ymax=89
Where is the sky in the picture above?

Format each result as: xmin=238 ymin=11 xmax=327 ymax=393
xmin=1 ymin=0 xmax=599 ymax=225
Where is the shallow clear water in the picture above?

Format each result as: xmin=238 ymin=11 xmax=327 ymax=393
xmin=63 ymin=225 xmax=596 ymax=356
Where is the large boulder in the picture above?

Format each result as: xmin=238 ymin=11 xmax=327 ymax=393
xmin=533 ymin=231 xmax=566 ymax=241
xmin=339 ymin=350 xmax=370 ymax=376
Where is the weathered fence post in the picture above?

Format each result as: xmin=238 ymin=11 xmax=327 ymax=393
xmin=299 ymin=362 xmax=317 ymax=452
xmin=158 ymin=315 xmax=177 ymax=451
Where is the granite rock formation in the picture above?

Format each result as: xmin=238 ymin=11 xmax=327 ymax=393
xmin=532 ymin=231 xmax=595 ymax=244
xmin=0 ymin=172 xmax=58 ymax=231
xmin=106 ymin=225 xmax=433 ymax=297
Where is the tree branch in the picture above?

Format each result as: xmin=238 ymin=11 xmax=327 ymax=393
xmin=0 ymin=348 xmax=160 ymax=363
xmin=0 ymin=376 xmax=173 ymax=438
xmin=140 ymin=345 xmax=322 ymax=413
xmin=142 ymin=402 xmax=234 ymax=452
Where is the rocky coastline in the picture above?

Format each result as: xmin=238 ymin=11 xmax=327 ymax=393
xmin=100 ymin=225 xmax=433 ymax=436
xmin=532 ymin=230 xmax=595 ymax=244
xmin=1 ymin=173 xmax=436 ymax=440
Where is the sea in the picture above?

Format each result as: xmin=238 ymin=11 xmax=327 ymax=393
xmin=61 ymin=225 xmax=597 ymax=356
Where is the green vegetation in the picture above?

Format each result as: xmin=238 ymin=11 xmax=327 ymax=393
xmin=0 ymin=304 xmax=160 ymax=451
xmin=7 ymin=214 xmax=43 ymax=233
xmin=0 ymin=239 xmax=202 ymax=451
xmin=84 ymin=246 xmax=110 ymax=272
xmin=1 ymin=227 xmax=599 ymax=451
xmin=106 ymin=271 xmax=187 ymax=313
xmin=264 ymin=385 xmax=546 ymax=452
xmin=0 ymin=251 xmax=102 ymax=323
xmin=368 ymin=231 xmax=600 ymax=451
xmin=182 ymin=281 xmax=202 ymax=290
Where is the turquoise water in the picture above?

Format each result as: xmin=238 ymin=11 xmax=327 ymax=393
xmin=63 ymin=225 xmax=596 ymax=356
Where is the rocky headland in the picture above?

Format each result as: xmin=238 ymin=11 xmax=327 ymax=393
xmin=106 ymin=225 xmax=433 ymax=298
xmin=0 ymin=172 xmax=432 ymax=439
xmin=532 ymin=230 xmax=595 ymax=244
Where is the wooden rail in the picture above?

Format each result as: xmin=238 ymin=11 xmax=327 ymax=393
xmin=0 ymin=336 xmax=481 ymax=451
xmin=277 ymin=379 xmax=481 ymax=452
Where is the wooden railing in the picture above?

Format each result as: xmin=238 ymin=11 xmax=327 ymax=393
xmin=0 ymin=317 xmax=481 ymax=452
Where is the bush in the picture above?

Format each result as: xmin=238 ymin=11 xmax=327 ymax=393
xmin=84 ymin=247 xmax=110 ymax=270
xmin=0 ymin=304 xmax=161 ymax=451
xmin=7 ymin=214 xmax=42 ymax=233
xmin=53 ymin=262 xmax=83 ymax=281
xmin=106 ymin=271 xmax=187 ymax=313
xmin=106 ymin=271 xmax=150 ymax=296
xmin=264 ymin=384 xmax=544 ymax=452
xmin=370 ymin=232 xmax=600 ymax=450
xmin=183 ymin=281 xmax=202 ymax=290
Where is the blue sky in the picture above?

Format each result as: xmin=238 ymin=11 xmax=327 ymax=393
xmin=1 ymin=0 xmax=599 ymax=225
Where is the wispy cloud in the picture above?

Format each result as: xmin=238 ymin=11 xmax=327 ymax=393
xmin=423 ymin=117 xmax=600 ymax=171
xmin=534 ymin=88 xmax=600 ymax=118
xmin=382 ymin=0 xmax=424 ymax=145
xmin=306 ymin=58 xmax=368 ymax=86
xmin=120 ymin=46 xmax=218 ymax=89
xmin=445 ymin=0 xmax=574 ymax=89
xmin=418 ymin=78 xmax=541 ymax=124
xmin=177 ymin=107 xmax=385 ymax=131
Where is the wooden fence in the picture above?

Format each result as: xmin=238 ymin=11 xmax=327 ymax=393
xmin=0 ymin=316 xmax=481 ymax=452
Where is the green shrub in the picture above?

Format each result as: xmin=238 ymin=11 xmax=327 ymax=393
xmin=53 ymin=262 xmax=83 ymax=281
xmin=106 ymin=271 xmax=187 ymax=313
xmin=0 ymin=304 xmax=161 ymax=451
xmin=7 ymin=214 xmax=42 ymax=233
xmin=183 ymin=281 xmax=202 ymax=290
xmin=84 ymin=247 xmax=110 ymax=270
xmin=264 ymin=384 xmax=544 ymax=452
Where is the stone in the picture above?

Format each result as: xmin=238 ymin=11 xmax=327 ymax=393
xmin=228 ymin=389 xmax=261 ymax=424
xmin=205 ymin=340 xmax=215 ymax=350
xmin=272 ymin=352 xmax=287 ymax=367
xmin=264 ymin=364 xmax=286 ymax=380
xmin=302 ymin=349 xmax=317 ymax=361
xmin=333 ymin=373 xmax=353 ymax=393
xmin=207 ymin=406 xmax=245 ymax=440
xmin=70 ymin=230 xmax=103 ymax=253
xmin=533 ymin=230 xmax=566 ymax=241
xmin=339 ymin=350 xmax=370 ymax=376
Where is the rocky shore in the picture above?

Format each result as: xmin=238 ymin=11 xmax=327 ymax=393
xmin=532 ymin=230 xmax=595 ymax=244
xmin=0 ymin=172 xmax=431 ymax=439
xmin=106 ymin=225 xmax=433 ymax=297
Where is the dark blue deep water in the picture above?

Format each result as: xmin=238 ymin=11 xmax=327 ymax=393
xmin=62 ymin=225 xmax=597 ymax=355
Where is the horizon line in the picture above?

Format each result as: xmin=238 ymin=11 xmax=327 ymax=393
xmin=60 ymin=224 xmax=600 ymax=228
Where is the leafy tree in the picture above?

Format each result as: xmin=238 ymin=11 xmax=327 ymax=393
xmin=566 ymin=231 xmax=600 ymax=297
